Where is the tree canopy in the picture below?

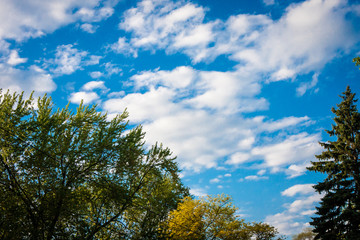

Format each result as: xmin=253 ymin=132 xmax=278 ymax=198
xmin=307 ymin=86 xmax=360 ymax=239
xmin=162 ymin=194 xmax=283 ymax=240
xmin=353 ymin=57 xmax=360 ymax=69
xmin=0 ymin=90 xmax=189 ymax=239
xmin=292 ymin=228 xmax=315 ymax=240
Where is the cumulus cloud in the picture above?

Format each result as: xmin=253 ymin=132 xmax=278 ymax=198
xmin=81 ymin=81 xmax=108 ymax=91
xmin=0 ymin=64 xmax=55 ymax=94
xmin=115 ymin=0 xmax=218 ymax=62
xmin=266 ymin=183 xmax=322 ymax=235
xmin=251 ymin=133 xmax=322 ymax=176
xmin=103 ymin=66 xmax=265 ymax=171
xmin=80 ymin=23 xmax=98 ymax=33
xmin=103 ymin=63 xmax=321 ymax=174
xmin=7 ymin=50 xmax=27 ymax=66
xmin=189 ymin=187 xmax=207 ymax=197
xmin=48 ymin=44 xmax=100 ymax=76
xmin=117 ymin=0 xmax=359 ymax=77
xmin=234 ymin=0 xmax=358 ymax=78
xmin=0 ymin=0 xmax=119 ymax=41
xmin=111 ymin=37 xmax=138 ymax=57
xmin=282 ymin=184 xmax=314 ymax=197
xmin=69 ymin=91 xmax=100 ymax=104
xmin=104 ymin=0 xmax=359 ymax=174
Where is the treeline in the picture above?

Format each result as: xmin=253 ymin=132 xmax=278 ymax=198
xmin=1 ymin=58 xmax=360 ymax=239
xmin=0 ymin=91 xmax=282 ymax=239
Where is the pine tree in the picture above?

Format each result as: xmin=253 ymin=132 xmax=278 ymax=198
xmin=308 ymin=86 xmax=360 ymax=240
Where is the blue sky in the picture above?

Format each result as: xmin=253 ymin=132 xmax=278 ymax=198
xmin=1 ymin=0 xmax=360 ymax=237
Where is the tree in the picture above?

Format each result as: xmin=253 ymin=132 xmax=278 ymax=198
xmin=162 ymin=194 xmax=282 ymax=240
xmin=307 ymin=86 xmax=360 ymax=240
xmin=247 ymin=222 xmax=283 ymax=240
xmin=292 ymin=228 xmax=315 ymax=240
xmin=0 ymin=90 xmax=188 ymax=239
xmin=353 ymin=57 xmax=360 ymax=69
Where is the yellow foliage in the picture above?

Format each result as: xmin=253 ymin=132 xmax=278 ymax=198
xmin=162 ymin=194 xmax=250 ymax=240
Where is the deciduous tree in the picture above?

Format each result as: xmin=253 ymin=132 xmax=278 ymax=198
xmin=0 ymin=90 xmax=188 ymax=239
xmin=162 ymin=194 xmax=282 ymax=240
xmin=353 ymin=56 xmax=360 ymax=69
xmin=292 ymin=228 xmax=315 ymax=240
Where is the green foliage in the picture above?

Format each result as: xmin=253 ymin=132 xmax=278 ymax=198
xmin=0 ymin=90 xmax=188 ymax=239
xmin=162 ymin=194 xmax=282 ymax=240
xmin=307 ymin=86 xmax=360 ymax=240
xmin=292 ymin=228 xmax=315 ymax=240
xmin=353 ymin=57 xmax=360 ymax=69
xmin=247 ymin=222 xmax=284 ymax=240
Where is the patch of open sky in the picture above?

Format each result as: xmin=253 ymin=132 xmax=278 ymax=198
xmin=194 ymin=0 xmax=268 ymax=20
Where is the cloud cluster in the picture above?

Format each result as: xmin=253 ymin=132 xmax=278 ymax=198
xmin=102 ymin=64 xmax=321 ymax=175
xmin=69 ymin=80 xmax=109 ymax=104
xmin=47 ymin=44 xmax=101 ymax=76
xmin=265 ymin=183 xmax=322 ymax=235
xmin=0 ymin=40 xmax=55 ymax=95
xmin=0 ymin=0 xmax=119 ymax=95
xmin=0 ymin=0 xmax=118 ymax=41
xmin=102 ymin=0 xmax=360 ymax=175
xmin=116 ymin=0 xmax=359 ymax=77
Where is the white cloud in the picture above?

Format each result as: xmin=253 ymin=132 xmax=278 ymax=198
xmin=7 ymin=50 xmax=27 ymax=65
xmin=80 ymin=23 xmax=98 ymax=33
xmin=117 ymin=0 xmax=218 ymax=62
xmin=131 ymin=66 xmax=196 ymax=90
xmin=69 ymin=91 xmax=99 ymax=104
xmin=261 ymin=116 xmax=311 ymax=132
xmin=0 ymin=0 xmax=118 ymax=41
xmin=111 ymin=37 xmax=138 ymax=57
xmin=296 ymin=73 xmax=319 ymax=96
xmin=233 ymin=0 xmax=359 ymax=79
xmin=81 ymin=81 xmax=108 ymax=91
xmin=263 ymin=0 xmax=275 ymax=6
xmin=104 ymin=0 xmax=360 ymax=175
xmin=210 ymin=178 xmax=221 ymax=184
xmin=251 ymin=133 xmax=322 ymax=175
xmin=103 ymin=62 xmax=321 ymax=174
xmin=118 ymin=0 xmax=360 ymax=77
xmin=271 ymin=68 xmax=295 ymax=81
xmin=226 ymin=152 xmax=251 ymax=165
xmin=282 ymin=184 xmax=314 ymax=197
xmin=0 ymin=64 xmax=55 ymax=94
xmin=103 ymin=87 xmax=179 ymax=123
xmin=49 ymin=44 xmax=100 ymax=75
xmin=244 ymin=175 xmax=269 ymax=181
xmin=288 ymin=194 xmax=322 ymax=213
xmin=90 ymin=71 xmax=103 ymax=79
xmin=108 ymin=91 xmax=125 ymax=98
xmin=266 ymin=183 xmax=322 ymax=236
xmin=104 ymin=62 xmax=122 ymax=76
xmin=189 ymin=187 xmax=207 ymax=197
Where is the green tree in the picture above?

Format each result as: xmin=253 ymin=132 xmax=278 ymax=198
xmin=247 ymin=222 xmax=283 ymax=240
xmin=0 ymin=90 xmax=188 ymax=239
xmin=307 ymin=86 xmax=360 ymax=240
xmin=162 ymin=194 xmax=282 ymax=240
xmin=292 ymin=228 xmax=315 ymax=240
xmin=353 ymin=57 xmax=360 ymax=69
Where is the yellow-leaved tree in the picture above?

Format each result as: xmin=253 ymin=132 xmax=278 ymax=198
xmin=161 ymin=194 xmax=283 ymax=240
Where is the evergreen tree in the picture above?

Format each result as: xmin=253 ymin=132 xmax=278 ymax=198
xmin=308 ymin=86 xmax=360 ymax=240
